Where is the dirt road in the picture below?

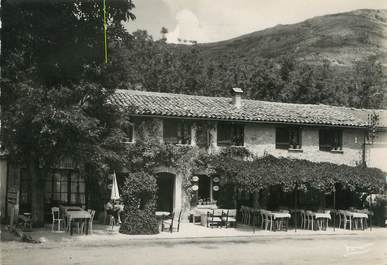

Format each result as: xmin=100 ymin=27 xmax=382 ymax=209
xmin=2 ymin=232 xmax=387 ymax=265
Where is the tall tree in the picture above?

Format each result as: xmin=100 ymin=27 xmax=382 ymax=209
xmin=1 ymin=0 xmax=135 ymax=225
xmin=351 ymin=56 xmax=385 ymax=109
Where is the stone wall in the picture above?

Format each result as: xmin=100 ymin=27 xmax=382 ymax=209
xmin=129 ymin=117 xmax=386 ymax=218
xmin=244 ymin=124 xmax=365 ymax=166
xmin=366 ymin=130 xmax=387 ymax=172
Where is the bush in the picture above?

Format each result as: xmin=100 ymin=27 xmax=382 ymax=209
xmin=371 ymin=195 xmax=387 ymax=227
xmin=119 ymin=172 xmax=159 ymax=234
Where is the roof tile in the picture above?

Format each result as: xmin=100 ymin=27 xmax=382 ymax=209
xmin=109 ymin=90 xmax=387 ymax=128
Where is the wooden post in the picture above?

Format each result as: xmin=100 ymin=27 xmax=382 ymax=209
xmin=369 ymin=194 xmax=372 ymax=231
xmin=233 ymin=186 xmax=237 ymax=210
xmin=294 ymin=185 xmax=297 ymax=232
xmin=333 ymin=190 xmax=336 ymax=232
xmin=31 ymin=160 xmax=45 ymax=227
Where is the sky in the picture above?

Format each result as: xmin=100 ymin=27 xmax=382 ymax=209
xmin=124 ymin=0 xmax=387 ymax=44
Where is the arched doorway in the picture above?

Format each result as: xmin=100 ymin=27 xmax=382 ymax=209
xmin=156 ymin=173 xmax=175 ymax=212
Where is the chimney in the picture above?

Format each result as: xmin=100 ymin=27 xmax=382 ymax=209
xmin=231 ymin=87 xmax=243 ymax=108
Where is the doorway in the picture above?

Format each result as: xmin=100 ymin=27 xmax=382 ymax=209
xmin=156 ymin=173 xmax=175 ymax=212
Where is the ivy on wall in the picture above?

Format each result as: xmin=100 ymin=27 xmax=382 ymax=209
xmin=119 ymin=172 xmax=159 ymax=235
xmin=196 ymin=152 xmax=386 ymax=194
xmin=116 ymin=140 xmax=201 ymax=234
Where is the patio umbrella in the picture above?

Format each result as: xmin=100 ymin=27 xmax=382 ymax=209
xmin=110 ymin=171 xmax=120 ymax=201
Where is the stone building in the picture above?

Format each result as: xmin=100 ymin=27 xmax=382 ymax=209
xmin=108 ymin=89 xmax=387 ymax=213
xmin=1 ymin=88 xmax=386 ymax=222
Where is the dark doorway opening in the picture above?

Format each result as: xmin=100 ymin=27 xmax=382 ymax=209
xmin=156 ymin=173 xmax=175 ymax=212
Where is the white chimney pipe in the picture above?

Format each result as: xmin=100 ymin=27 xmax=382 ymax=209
xmin=231 ymin=88 xmax=243 ymax=108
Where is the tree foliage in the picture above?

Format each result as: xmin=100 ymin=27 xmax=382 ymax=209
xmin=113 ymin=30 xmax=385 ymax=109
xmin=1 ymin=0 xmax=135 ymax=224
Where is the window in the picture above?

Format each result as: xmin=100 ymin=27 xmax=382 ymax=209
xmin=121 ymin=121 xmax=134 ymax=143
xmin=163 ymin=119 xmax=191 ymax=144
xmin=217 ymin=123 xmax=244 ymax=146
xmin=70 ymin=173 xmax=85 ymax=204
xmin=319 ymin=129 xmax=342 ymax=151
xmin=52 ymin=172 xmax=68 ymax=203
xmin=19 ymin=168 xmax=32 ymax=213
xmin=195 ymin=175 xmax=219 ymax=205
xmin=44 ymin=170 xmax=85 ymax=205
xmin=198 ymin=175 xmax=211 ymax=202
xmin=196 ymin=122 xmax=209 ymax=148
xmin=275 ymin=127 xmax=302 ymax=149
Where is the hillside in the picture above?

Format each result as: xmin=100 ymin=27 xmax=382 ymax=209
xmin=118 ymin=9 xmax=386 ymax=109
xmin=197 ymin=9 xmax=387 ymax=69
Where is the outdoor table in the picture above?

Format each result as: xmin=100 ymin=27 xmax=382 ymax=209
xmin=155 ymin=211 xmax=170 ymax=231
xmin=155 ymin=211 xmax=170 ymax=217
xmin=66 ymin=210 xmax=91 ymax=235
xmin=348 ymin=212 xmax=368 ymax=230
xmin=313 ymin=212 xmax=331 ymax=231
xmin=290 ymin=209 xmax=305 ymax=229
xmin=270 ymin=212 xmax=291 ymax=231
xmin=196 ymin=204 xmax=217 ymax=210
xmin=59 ymin=205 xmax=83 ymax=218
xmin=192 ymin=208 xmax=214 ymax=226
xmin=18 ymin=213 xmax=32 ymax=231
xmin=60 ymin=205 xmax=83 ymax=229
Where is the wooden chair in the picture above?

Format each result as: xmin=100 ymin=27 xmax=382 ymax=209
xmin=261 ymin=210 xmax=274 ymax=231
xmin=251 ymin=209 xmax=261 ymax=228
xmin=305 ymin=210 xmax=315 ymax=230
xmin=260 ymin=209 xmax=265 ymax=229
xmin=241 ymin=206 xmax=250 ymax=225
xmin=222 ymin=209 xmax=237 ymax=228
xmin=163 ymin=210 xmax=182 ymax=233
xmin=109 ymin=214 xmax=116 ymax=231
xmin=51 ymin=207 xmax=64 ymax=232
xmin=18 ymin=213 xmax=32 ymax=231
xmin=82 ymin=209 xmax=96 ymax=234
xmin=207 ymin=209 xmax=223 ymax=228
xmin=66 ymin=209 xmax=84 ymax=234
xmin=338 ymin=210 xmax=351 ymax=229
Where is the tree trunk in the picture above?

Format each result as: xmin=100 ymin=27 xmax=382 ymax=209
xmin=29 ymin=159 xmax=44 ymax=227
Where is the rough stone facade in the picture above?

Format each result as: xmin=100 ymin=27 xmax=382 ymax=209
xmin=244 ymin=124 xmax=365 ymax=166
xmin=129 ymin=117 xmax=385 ymax=215
xmin=366 ymin=130 xmax=387 ymax=172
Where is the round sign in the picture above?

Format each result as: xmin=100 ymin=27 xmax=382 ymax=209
xmin=213 ymin=185 xmax=219 ymax=191
xmin=107 ymin=184 xmax=113 ymax=189
xmin=192 ymin=176 xmax=199 ymax=182
xmin=213 ymin=177 xmax=220 ymax=183
xmin=192 ymin=185 xmax=199 ymax=191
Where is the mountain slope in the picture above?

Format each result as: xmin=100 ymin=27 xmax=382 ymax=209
xmin=197 ymin=9 xmax=387 ymax=68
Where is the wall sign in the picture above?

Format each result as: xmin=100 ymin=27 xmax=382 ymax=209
xmin=7 ymin=191 xmax=17 ymax=205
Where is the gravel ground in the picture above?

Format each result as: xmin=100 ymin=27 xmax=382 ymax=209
xmin=1 ymin=228 xmax=387 ymax=265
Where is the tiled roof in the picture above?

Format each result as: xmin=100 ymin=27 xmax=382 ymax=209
xmin=109 ymin=90 xmax=387 ymax=128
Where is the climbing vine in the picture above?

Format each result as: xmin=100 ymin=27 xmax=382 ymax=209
xmin=195 ymin=152 xmax=386 ymax=194
xmin=119 ymin=172 xmax=159 ymax=235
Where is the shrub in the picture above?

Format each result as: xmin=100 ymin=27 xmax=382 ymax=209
xmin=119 ymin=172 xmax=159 ymax=234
